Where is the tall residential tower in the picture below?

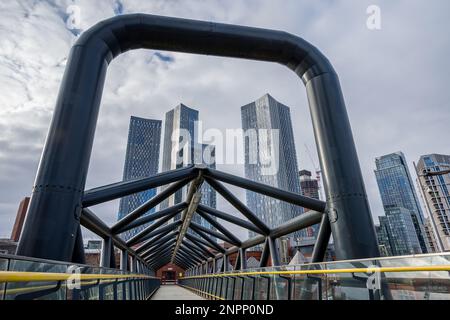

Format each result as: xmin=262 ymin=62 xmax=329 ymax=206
xmin=241 ymin=94 xmax=303 ymax=243
xmin=117 ymin=116 xmax=162 ymax=241
xmin=160 ymin=104 xmax=216 ymax=229
xmin=415 ymin=154 xmax=450 ymax=252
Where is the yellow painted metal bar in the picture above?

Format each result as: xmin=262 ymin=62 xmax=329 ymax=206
xmin=180 ymin=265 xmax=450 ymax=279
xmin=0 ymin=271 xmax=157 ymax=283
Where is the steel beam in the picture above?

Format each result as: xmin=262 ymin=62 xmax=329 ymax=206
xmin=183 ymin=239 xmax=215 ymax=258
xmin=197 ymin=204 xmax=263 ymax=234
xmin=143 ymin=238 xmax=176 ymax=260
xmin=196 ymin=208 xmax=242 ymax=246
xmin=270 ymin=210 xmax=323 ymax=239
xmin=259 ymin=239 xmax=270 ymax=268
xmin=311 ymin=214 xmax=332 ymax=263
xmin=135 ymin=222 xmax=181 ymax=253
xmin=71 ymin=226 xmax=86 ymax=264
xmin=114 ymin=202 xmax=188 ymax=234
xmin=120 ymin=250 xmax=128 ymax=271
xmin=126 ymin=209 xmax=180 ymax=246
xmin=205 ymin=177 xmax=270 ymax=235
xmin=82 ymin=166 xmax=197 ymax=207
xmin=205 ymin=168 xmax=326 ymax=212
xmin=191 ymin=228 xmax=226 ymax=254
xmin=172 ymin=174 xmax=204 ymax=263
xmin=179 ymin=242 xmax=205 ymax=261
xmin=79 ymin=208 xmax=147 ymax=267
xmin=268 ymin=237 xmax=281 ymax=267
xmin=190 ymin=222 xmax=236 ymax=245
xmin=112 ymin=177 xmax=192 ymax=234
xmin=185 ymin=233 xmax=223 ymax=254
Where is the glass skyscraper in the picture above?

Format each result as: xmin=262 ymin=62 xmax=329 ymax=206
xmin=160 ymin=104 xmax=216 ymax=230
xmin=117 ymin=116 xmax=162 ymax=241
xmin=374 ymin=151 xmax=428 ymax=253
xmin=241 ymin=94 xmax=303 ymax=243
xmin=415 ymin=154 xmax=450 ymax=252
xmin=376 ymin=206 xmax=422 ymax=256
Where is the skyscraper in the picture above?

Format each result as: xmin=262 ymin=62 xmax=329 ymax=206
xmin=375 ymin=206 xmax=422 ymax=256
xmin=117 ymin=117 xmax=162 ymax=241
xmin=160 ymin=104 xmax=216 ymax=229
xmin=374 ymin=152 xmax=428 ymax=253
xmin=299 ymin=170 xmax=320 ymax=239
xmin=415 ymin=154 xmax=450 ymax=252
xmin=241 ymin=94 xmax=303 ymax=243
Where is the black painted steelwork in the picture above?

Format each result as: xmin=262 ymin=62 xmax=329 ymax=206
xmin=17 ymin=13 xmax=379 ymax=271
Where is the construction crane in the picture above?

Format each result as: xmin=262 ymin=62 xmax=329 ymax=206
xmin=304 ymin=144 xmax=324 ymax=200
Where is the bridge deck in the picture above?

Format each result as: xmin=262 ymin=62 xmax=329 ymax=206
xmin=151 ymin=284 xmax=205 ymax=300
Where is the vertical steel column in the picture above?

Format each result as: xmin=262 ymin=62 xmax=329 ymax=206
xmin=120 ymin=250 xmax=128 ymax=271
xmin=305 ymin=73 xmax=380 ymax=259
xmin=240 ymin=248 xmax=247 ymax=270
xmin=311 ymin=214 xmax=332 ymax=263
xmin=71 ymin=226 xmax=86 ymax=264
xmin=268 ymin=237 xmax=280 ymax=267
xmin=100 ymin=237 xmax=114 ymax=268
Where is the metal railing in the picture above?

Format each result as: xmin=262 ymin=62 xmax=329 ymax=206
xmin=0 ymin=254 xmax=160 ymax=300
xmin=179 ymin=253 xmax=450 ymax=300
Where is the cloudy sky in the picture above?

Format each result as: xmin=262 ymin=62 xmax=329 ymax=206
xmin=0 ymin=0 xmax=449 ymax=240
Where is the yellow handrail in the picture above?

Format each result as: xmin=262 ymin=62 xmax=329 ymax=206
xmin=180 ymin=265 xmax=450 ymax=279
xmin=0 ymin=271 xmax=157 ymax=283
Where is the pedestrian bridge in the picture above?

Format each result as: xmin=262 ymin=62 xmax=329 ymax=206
xmin=4 ymin=13 xmax=450 ymax=301
xmin=1 ymin=252 xmax=449 ymax=300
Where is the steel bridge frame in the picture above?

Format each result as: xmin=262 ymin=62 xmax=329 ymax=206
xmin=17 ymin=13 xmax=379 ymax=272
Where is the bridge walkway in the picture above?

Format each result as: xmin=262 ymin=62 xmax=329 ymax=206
xmin=151 ymin=284 xmax=204 ymax=300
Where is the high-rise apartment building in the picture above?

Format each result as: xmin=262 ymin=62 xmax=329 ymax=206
xmin=424 ymin=217 xmax=439 ymax=253
xmin=160 ymin=104 xmax=216 ymax=229
xmin=375 ymin=206 xmax=422 ymax=256
xmin=415 ymin=154 xmax=450 ymax=252
xmin=374 ymin=152 xmax=428 ymax=253
xmin=117 ymin=117 xmax=162 ymax=241
xmin=241 ymin=94 xmax=303 ymax=243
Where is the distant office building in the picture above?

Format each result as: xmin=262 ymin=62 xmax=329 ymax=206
xmin=415 ymin=154 xmax=450 ymax=251
xmin=241 ymin=94 xmax=303 ymax=243
xmin=376 ymin=216 xmax=394 ymax=257
xmin=376 ymin=206 xmax=422 ymax=256
xmin=374 ymin=152 xmax=428 ymax=253
xmin=299 ymin=170 xmax=320 ymax=239
xmin=117 ymin=117 xmax=162 ymax=241
xmin=160 ymin=104 xmax=216 ymax=230
xmin=11 ymin=197 xmax=30 ymax=242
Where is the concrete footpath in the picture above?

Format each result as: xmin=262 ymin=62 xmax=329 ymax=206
xmin=151 ymin=285 xmax=205 ymax=300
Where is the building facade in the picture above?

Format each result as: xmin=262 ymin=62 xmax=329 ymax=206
xmin=374 ymin=152 xmax=428 ymax=253
xmin=415 ymin=154 xmax=450 ymax=251
xmin=117 ymin=117 xmax=162 ymax=241
xmin=160 ymin=104 xmax=216 ymax=230
xmin=424 ymin=217 xmax=439 ymax=253
xmin=299 ymin=170 xmax=320 ymax=239
xmin=375 ymin=206 xmax=422 ymax=256
xmin=241 ymin=94 xmax=303 ymax=244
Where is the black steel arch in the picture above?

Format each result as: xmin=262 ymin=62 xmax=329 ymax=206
xmin=17 ymin=13 xmax=379 ymax=262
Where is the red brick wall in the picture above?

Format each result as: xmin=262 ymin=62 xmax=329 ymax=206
xmin=156 ymin=263 xmax=185 ymax=282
